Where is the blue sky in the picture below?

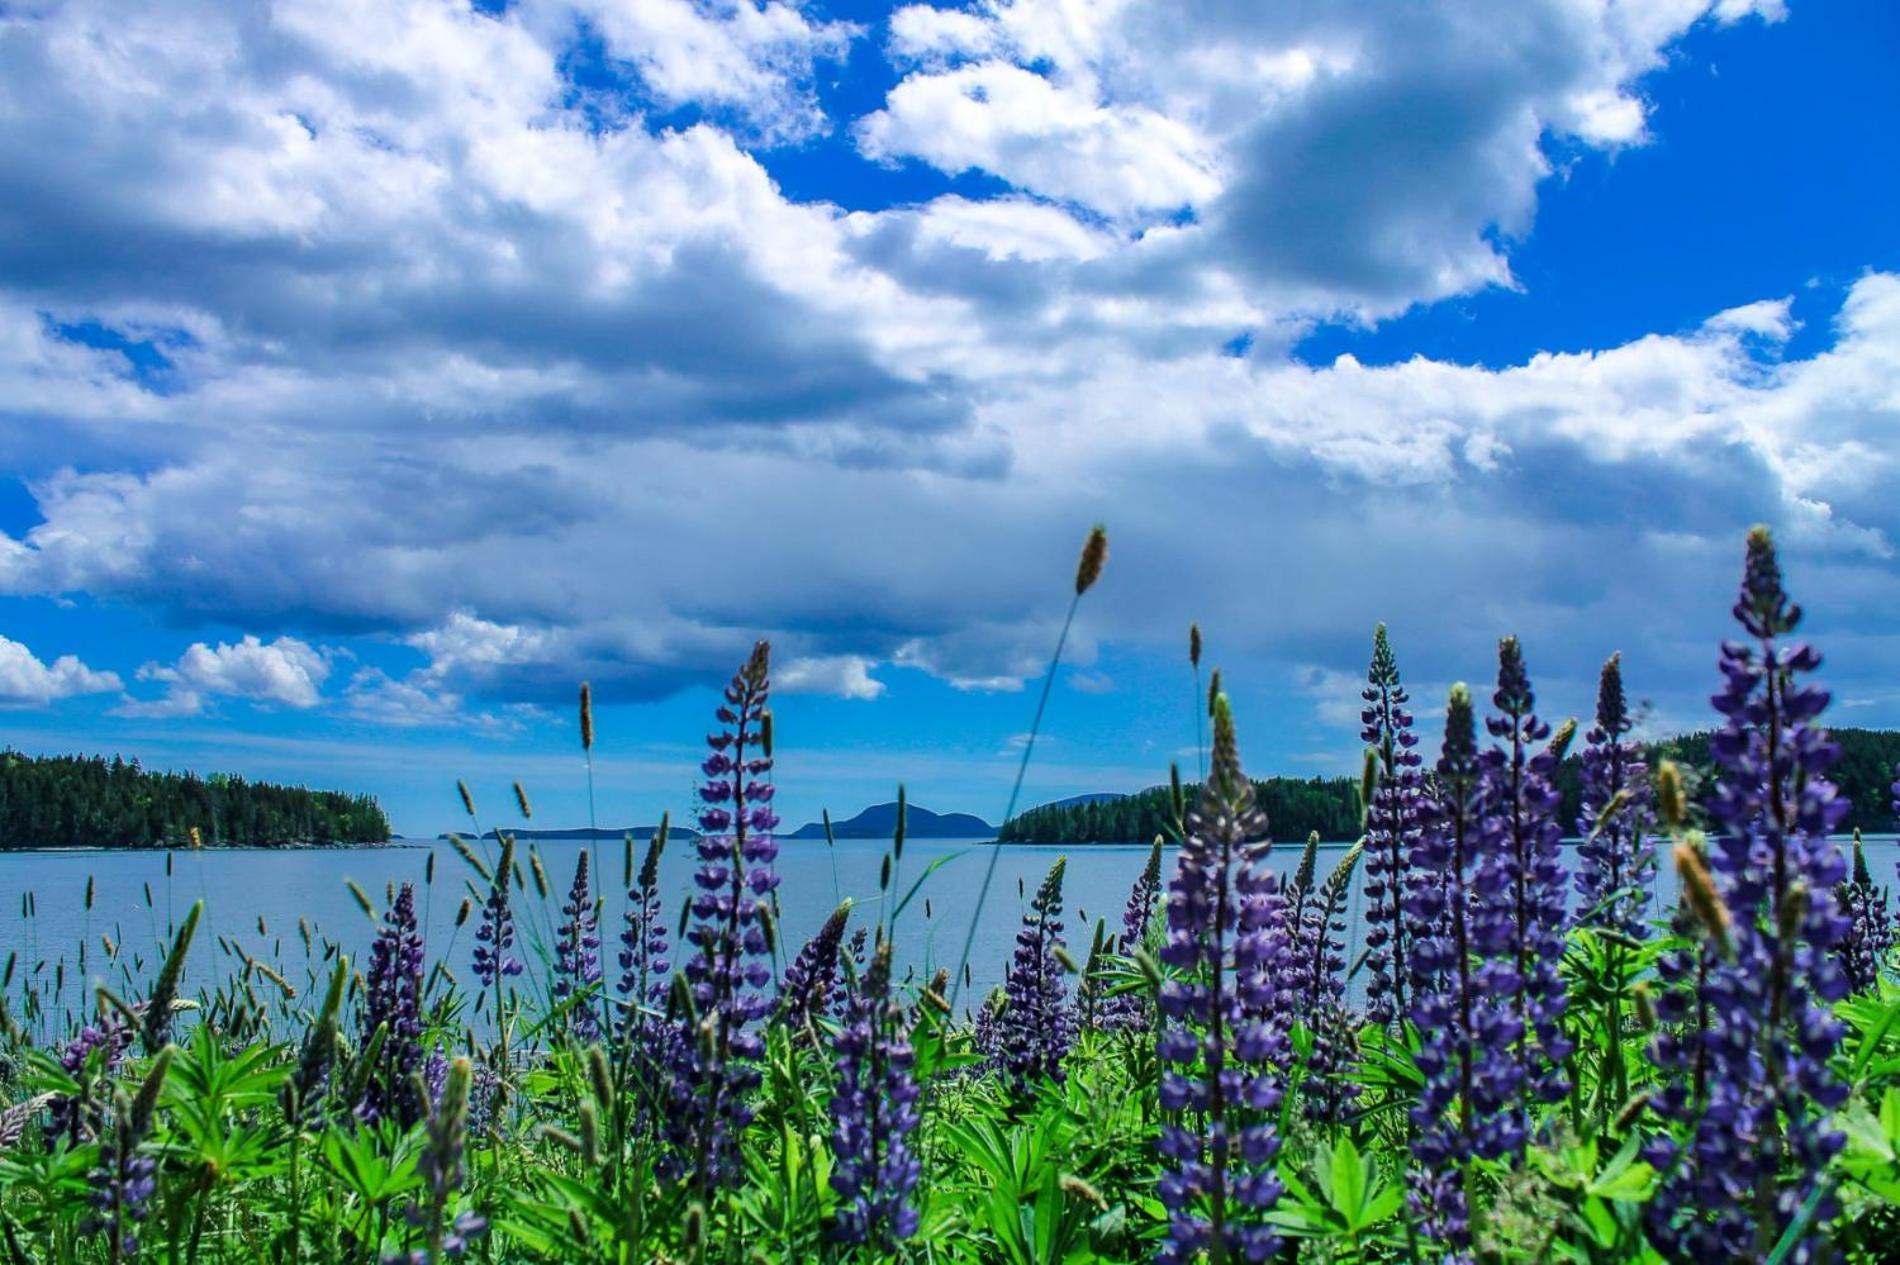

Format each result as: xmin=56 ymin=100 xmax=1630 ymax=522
xmin=0 ymin=0 xmax=1896 ymax=836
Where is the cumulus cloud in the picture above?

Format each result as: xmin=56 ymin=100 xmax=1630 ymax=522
xmin=118 ymin=636 xmax=331 ymax=717
xmin=871 ymin=0 xmax=1784 ymax=311
xmin=0 ymin=0 xmax=1893 ymax=746
xmin=776 ymin=654 xmax=886 ymax=700
xmin=0 ymin=635 xmax=120 ymax=706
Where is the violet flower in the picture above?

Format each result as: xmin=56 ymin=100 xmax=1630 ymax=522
xmin=46 ymin=1013 xmax=132 ymax=1147
xmin=1154 ymin=695 xmax=1290 ymax=1265
xmin=1406 ymin=684 xmax=1519 ymax=1257
xmin=1838 ymin=832 xmax=1892 ymax=994
xmin=391 ymin=1055 xmax=487 ymax=1264
xmin=667 ymin=642 xmax=780 ymax=1190
xmin=1470 ymin=637 xmax=1572 ymax=1146
xmin=780 ymin=901 xmax=851 ymax=1037
xmin=993 ymin=856 xmax=1074 ymax=1094
xmin=1292 ymin=843 xmax=1362 ymax=1127
xmin=1102 ymin=838 xmax=1164 ymax=1033
xmin=553 ymin=851 xmax=603 ymax=1042
xmin=828 ymin=938 xmax=922 ymax=1248
xmin=1645 ymin=526 xmax=1851 ymax=1262
xmin=471 ymin=839 xmax=522 ymax=989
xmin=1574 ymin=654 xmax=1656 ymax=939
xmin=359 ymin=882 xmax=426 ymax=1128
xmin=1360 ymin=623 xmax=1426 ymax=1027
xmin=618 ymin=831 xmax=671 ymax=1020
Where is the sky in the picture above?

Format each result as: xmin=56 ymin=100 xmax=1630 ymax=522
xmin=0 ymin=0 xmax=1896 ymax=837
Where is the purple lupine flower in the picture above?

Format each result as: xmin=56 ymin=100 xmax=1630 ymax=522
xmin=1406 ymin=684 xmax=1520 ymax=1256
xmin=1154 ymin=694 xmax=1289 ymax=1265
xmin=1574 ymin=654 xmax=1656 ymax=939
xmin=471 ymin=836 xmax=523 ymax=989
xmin=828 ymin=937 xmax=922 ymax=1249
xmin=389 ymin=1055 xmax=488 ymax=1265
xmin=46 ymin=1013 xmax=132 ymax=1147
xmin=667 ymin=642 xmax=781 ymax=1191
xmin=836 ymin=926 xmax=869 ymax=1022
xmin=359 ymin=882 xmax=426 ymax=1128
xmin=85 ymin=1113 xmax=158 ymax=1258
xmin=553 ymin=852 xmax=603 ymax=1042
xmin=993 ymin=856 xmax=1073 ymax=1094
xmin=1470 ymin=636 xmax=1572 ymax=1147
xmin=619 ymin=831 xmax=671 ymax=1014
xmin=1838 ymin=832 xmax=1892 ymax=994
xmin=1102 ymin=838 xmax=1164 ymax=1034
xmin=1360 ymin=624 xmax=1426 ymax=1027
xmin=83 ymin=1051 xmax=167 ymax=1260
xmin=1291 ymin=843 xmax=1362 ymax=1127
xmin=780 ymin=901 xmax=851 ymax=1037
xmin=1645 ymin=527 xmax=1851 ymax=1263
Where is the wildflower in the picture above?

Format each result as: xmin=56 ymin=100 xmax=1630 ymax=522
xmin=1292 ymin=843 xmax=1362 ymax=1126
xmin=84 ymin=1048 xmax=170 ymax=1259
xmin=359 ymin=884 xmax=426 ymax=1127
xmin=829 ymin=938 xmax=922 ymax=1249
xmin=1839 ymin=831 xmax=1894 ymax=993
xmin=993 ymin=857 xmax=1074 ymax=1093
xmin=668 ymin=643 xmax=781 ymax=1190
xmin=1471 ymin=637 xmax=1572 ymax=1146
xmin=619 ymin=826 xmax=672 ymax=1021
xmin=471 ymin=836 xmax=523 ymax=988
xmin=46 ymin=1010 xmax=133 ymax=1147
xmin=780 ymin=901 xmax=852 ymax=1036
xmin=1406 ymin=684 xmax=1519 ymax=1255
xmin=554 ymin=852 xmax=603 ymax=1041
xmin=1646 ymin=527 xmax=1851 ymax=1262
xmin=1100 ymin=839 xmax=1165 ymax=1034
xmin=392 ymin=1056 xmax=488 ymax=1264
xmin=1154 ymin=695 xmax=1288 ymax=1265
xmin=1575 ymin=654 xmax=1655 ymax=939
xmin=1360 ymin=624 xmax=1426 ymax=1028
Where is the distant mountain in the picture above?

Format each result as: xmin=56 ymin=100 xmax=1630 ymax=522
xmin=789 ymin=801 xmax=994 ymax=840
xmin=440 ymin=825 xmax=696 ymax=842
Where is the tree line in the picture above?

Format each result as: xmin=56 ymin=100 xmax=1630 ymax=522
xmin=998 ymin=727 xmax=1900 ymax=843
xmin=0 ymin=749 xmax=391 ymax=848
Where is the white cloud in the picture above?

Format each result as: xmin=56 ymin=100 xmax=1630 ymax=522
xmin=0 ymin=0 xmax=1892 ymax=741
xmin=776 ymin=654 xmax=886 ymax=700
xmin=0 ymin=635 xmax=120 ymax=706
xmin=120 ymin=635 xmax=331 ymax=717
xmin=858 ymin=62 xmax=1222 ymax=219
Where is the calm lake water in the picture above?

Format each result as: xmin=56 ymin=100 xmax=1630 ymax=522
xmin=2 ymin=832 xmax=1894 ymax=1040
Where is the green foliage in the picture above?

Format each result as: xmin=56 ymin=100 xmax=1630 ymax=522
xmin=0 ymin=748 xmax=390 ymax=847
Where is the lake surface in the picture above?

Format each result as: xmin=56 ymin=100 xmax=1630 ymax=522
xmin=2 ymin=832 xmax=1894 ymax=1041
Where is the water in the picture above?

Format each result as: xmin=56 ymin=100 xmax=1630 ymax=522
xmin=1 ymin=832 xmax=1893 ymax=1041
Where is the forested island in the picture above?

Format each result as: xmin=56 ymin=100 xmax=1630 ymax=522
xmin=0 ymin=750 xmax=390 ymax=848
xmin=998 ymin=727 xmax=1900 ymax=843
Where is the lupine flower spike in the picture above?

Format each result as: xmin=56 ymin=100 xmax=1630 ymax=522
xmin=1575 ymin=653 xmax=1656 ymax=938
xmin=829 ymin=937 xmax=922 ymax=1248
xmin=781 ymin=901 xmax=852 ymax=1038
xmin=1645 ymin=526 xmax=1852 ymax=1262
xmin=669 ymin=642 xmax=781 ymax=1191
xmin=1839 ymin=830 xmax=1893 ymax=993
xmin=360 ymin=885 xmax=426 ymax=1127
xmin=1360 ymin=624 xmax=1426 ymax=1029
xmin=1154 ymin=694 xmax=1290 ymax=1265
xmin=1102 ymin=837 xmax=1164 ymax=1033
xmin=553 ymin=852 xmax=603 ymax=1041
xmin=994 ymin=857 xmax=1074 ymax=1093
xmin=1406 ymin=684 xmax=1517 ymax=1257
xmin=1471 ymin=636 xmax=1572 ymax=1149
